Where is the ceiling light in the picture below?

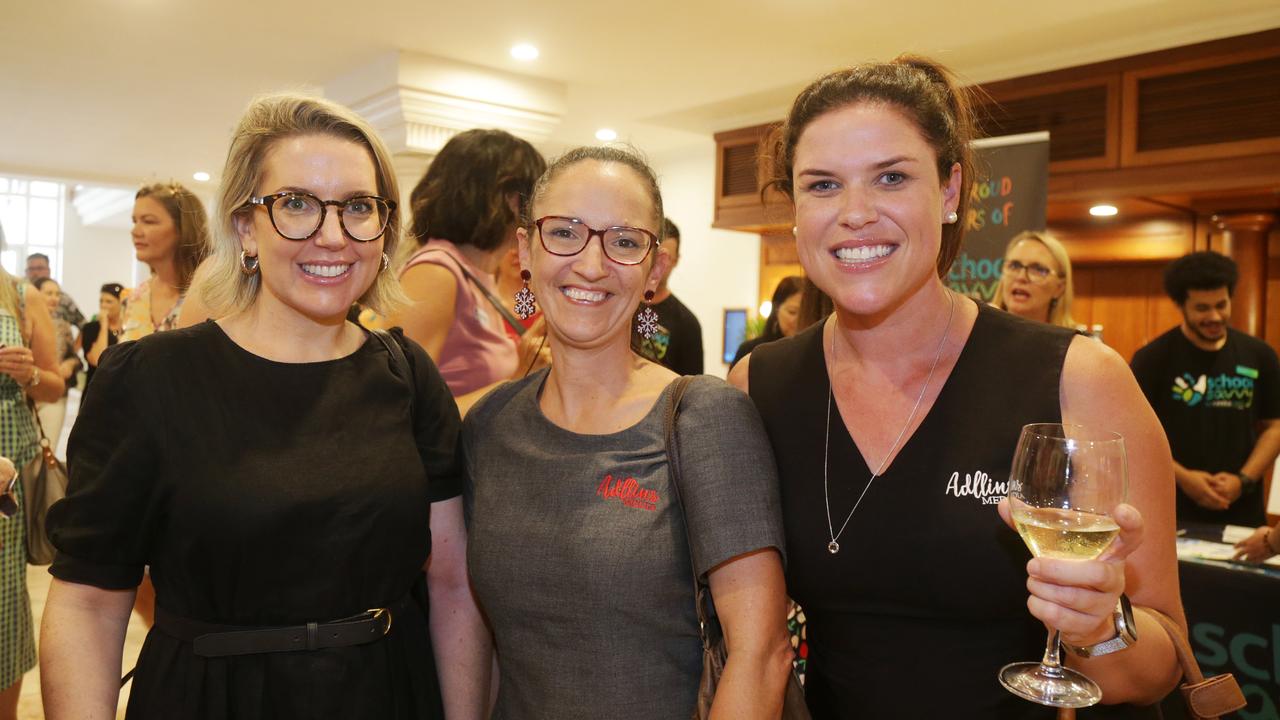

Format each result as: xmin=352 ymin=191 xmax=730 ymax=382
xmin=595 ymin=128 xmax=618 ymax=142
xmin=759 ymin=300 xmax=773 ymax=318
xmin=192 ymin=171 xmax=211 ymax=182
xmin=510 ymin=44 xmax=539 ymax=61
xmin=1089 ymin=204 xmax=1118 ymax=217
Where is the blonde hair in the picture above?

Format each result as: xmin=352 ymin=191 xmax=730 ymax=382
xmin=202 ymin=93 xmax=407 ymax=316
xmin=992 ymin=230 xmax=1077 ymax=329
xmin=135 ymin=182 xmax=211 ymax=291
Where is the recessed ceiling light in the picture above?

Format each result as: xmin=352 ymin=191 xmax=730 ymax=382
xmin=192 ymin=171 xmax=211 ymax=182
xmin=510 ymin=44 xmax=539 ymax=61
xmin=595 ymin=128 xmax=618 ymax=142
xmin=1089 ymin=204 xmax=1118 ymax=217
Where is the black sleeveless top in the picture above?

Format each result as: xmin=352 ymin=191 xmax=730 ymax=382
xmin=750 ymin=302 xmax=1153 ymax=719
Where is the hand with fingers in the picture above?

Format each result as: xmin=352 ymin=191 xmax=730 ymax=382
xmin=1232 ymin=525 xmax=1279 ymax=563
xmin=999 ymin=500 xmax=1144 ymax=648
xmin=1177 ymin=469 xmax=1229 ymax=510
xmin=0 ymin=345 xmax=37 ymax=386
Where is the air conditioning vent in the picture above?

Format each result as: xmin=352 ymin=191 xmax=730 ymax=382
xmin=1135 ymin=55 xmax=1280 ymax=152
xmin=979 ymin=85 xmax=1109 ymax=162
xmin=722 ymin=144 xmax=758 ymax=197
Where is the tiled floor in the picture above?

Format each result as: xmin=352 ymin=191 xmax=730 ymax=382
xmin=18 ymin=563 xmax=148 ymax=719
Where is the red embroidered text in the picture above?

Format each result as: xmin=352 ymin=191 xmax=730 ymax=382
xmin=596 ymin=474 xmax=659 ymax=512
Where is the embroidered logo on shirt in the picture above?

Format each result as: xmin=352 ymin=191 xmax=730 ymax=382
xmin=596 ymin=474 xmax=659 ymax=512
xmin=944 ymin=469 xmax=1006 ymax=505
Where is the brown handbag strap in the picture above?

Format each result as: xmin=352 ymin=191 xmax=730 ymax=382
xmin=662 ymin=376 xmax=716 ymax=639
xmin=1056 ymin=606 xmax=1246 ymax=720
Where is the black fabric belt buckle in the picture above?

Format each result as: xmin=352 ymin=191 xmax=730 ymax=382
xmin=191 ymin=606 xmax=393 ymax=658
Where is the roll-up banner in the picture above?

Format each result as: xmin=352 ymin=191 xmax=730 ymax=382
xmin=946 ymin=131 xmax=1050 ymax=303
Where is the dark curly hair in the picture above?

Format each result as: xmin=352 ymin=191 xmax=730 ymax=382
xmin=1163 ymin=251 xmax=1238 ymax=305
xmin=409 ymin=129 xmax=545 ymax=252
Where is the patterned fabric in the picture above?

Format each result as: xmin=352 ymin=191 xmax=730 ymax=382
xmin=121 ymin=278 xmax=185 ymax=341
xmin=0 ymin=282 xmax=39 ymax=689
xmin=55 ymin=292 xmax=84 ymax=329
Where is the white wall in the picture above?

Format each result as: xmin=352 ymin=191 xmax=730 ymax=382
xmin=60 ymin=203 xmax=137 ymax=322
xmin=652 ymin=140 xmax=761 ymax=379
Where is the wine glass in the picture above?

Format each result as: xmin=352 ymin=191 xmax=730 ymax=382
xmin=999 ymin=423 xmax=1127 ymax=708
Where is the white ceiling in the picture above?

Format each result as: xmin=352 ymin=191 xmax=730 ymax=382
xmin=3 ymin=0 xmax=1279 ymax=188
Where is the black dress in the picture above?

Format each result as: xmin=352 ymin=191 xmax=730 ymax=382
xmin=48 ymin=322 xmax=461 ymax=719
xmin=749 ymin=302 xmax=1154 ymax=719
xmin=79 ymin=319 xmax=119 ymax=387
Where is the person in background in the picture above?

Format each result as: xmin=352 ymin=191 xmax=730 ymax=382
xmin=25 ymin=252 xmax=84 ymax=331
xmin=1233 ymin=519 xmax=1280 ymax=562
xmin=76 ymin=282 xmax=125 ymax=387
xmin=41 ymin=93 xmax=484 ymax=719
xmin=992 ymin=230 xmax=1078 ymax=329
xmin=0 ymin=254 xmax=65 ymax=720
xmin=732 ymin=275 xmax=804 ymax=368
xmin=731 ymin=55 xmax=1182 ymax=717
xmin=633 ymin=218 xmax=704 ymax=375
xmin=386 ymin=129 xmax=546 ymax=396
xmin=122 ymin=182 xmax=211 ymax=340
xmin=464 ymin=145 xmax=791 ymax=718
xmin=32 ymin=277 xmax=81 ymax=444
xmin=1130 ymin=251 xmax=1280 ymax=529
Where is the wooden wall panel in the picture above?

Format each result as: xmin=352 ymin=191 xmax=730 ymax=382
xmin=1075 ymin=264 xmax=1162 ymax=362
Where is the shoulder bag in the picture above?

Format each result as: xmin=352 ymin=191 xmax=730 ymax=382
xmin=664 ymin=376 xmax=811 ymax=720
xmin=1058 ymin=606 xmax=1246 ymax=719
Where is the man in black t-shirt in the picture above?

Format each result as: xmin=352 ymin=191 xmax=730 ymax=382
xmin=1131 ymin=251 xmax=1280 ymax=527
xmin=634 ymin=218 xmax=704 ymax=375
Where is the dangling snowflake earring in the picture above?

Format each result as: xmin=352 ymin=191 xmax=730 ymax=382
xmin=635 ymin=290 xmax=660 ymax=339
xmin=514 ymin=270 xmax=538 ymax=320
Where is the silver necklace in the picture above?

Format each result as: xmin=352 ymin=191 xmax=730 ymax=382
xmin=823 ymin=292 xmax=956 ymax=554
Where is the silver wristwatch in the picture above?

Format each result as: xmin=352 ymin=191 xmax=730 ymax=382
xmin=1065 ymin=593 xmax=1137 ymax=658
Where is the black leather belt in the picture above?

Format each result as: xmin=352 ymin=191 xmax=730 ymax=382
xmin=154 ymin=593 xmax=413 ymax=658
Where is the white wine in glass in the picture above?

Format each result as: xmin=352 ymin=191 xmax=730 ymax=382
xmin=999 ymin=423 xmax=1128 ymax=709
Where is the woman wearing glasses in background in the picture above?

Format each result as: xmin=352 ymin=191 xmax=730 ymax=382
xmin=992 ymin=230 xmax=1078 ymax=329
xmin=41 ymin=94 xmax=485 ymax=720
xmin=463 ymin=146 xmax=792 ymax=719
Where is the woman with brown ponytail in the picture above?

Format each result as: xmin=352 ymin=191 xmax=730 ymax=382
xmin=731 ymin=56 xmax=1183 ymax=717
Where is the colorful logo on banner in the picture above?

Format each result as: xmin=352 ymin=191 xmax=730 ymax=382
xmin=946 ymin=134 xmax=1050 ymax=303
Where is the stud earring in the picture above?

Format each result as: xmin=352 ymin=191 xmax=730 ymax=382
xmin=635 ymin=290 xmax=660 ymax=339
xmin=380 ymin=252 xmax=390 ymax=273
xmin=944 ymin=211 xmax=959 ymax=225
xmin=240 ymin=250 xmax=259 ymax=275
xmin=514 ymin=269 xmax=538 ymax=320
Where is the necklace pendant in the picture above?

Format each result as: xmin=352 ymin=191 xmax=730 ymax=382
xmin=827 ymin=540 xmax=840 ymax=554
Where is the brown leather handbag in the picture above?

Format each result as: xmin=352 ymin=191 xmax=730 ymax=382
xmin=664 ymin=377 xmax=811 ymax=720
xmin=1058 ymin=606 xmax=1246 ymax=720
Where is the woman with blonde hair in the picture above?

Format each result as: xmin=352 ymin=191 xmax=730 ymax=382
xmin=41 ymin=94 xmax=485 ymax=719
xmin=121 ymin=181 xmax=211 ymax=340
xmin=993 ymin=230 xmax=1077 ymax=329
xmin=0 ymin=228 xmax=64 ymax=720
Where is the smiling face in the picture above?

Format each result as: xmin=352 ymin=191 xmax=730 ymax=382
xmin=518 ymin=160 xmax=669 ymax=353
xmin=1180 ymin=286 xmax=1231 ymax=348
xmin=235 ymin=133 xmax=384 ymax=327
xmin=791 ymin=102 xmax=961 ymax=320
xmin=131 ymin=195 xmax=179 ymax=266
xmin=1000 ymin=238 xmax=1064 ymax=323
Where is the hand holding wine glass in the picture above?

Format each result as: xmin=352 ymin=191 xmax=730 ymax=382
xmin=998 ymin=423 xmax=1139 ymax=709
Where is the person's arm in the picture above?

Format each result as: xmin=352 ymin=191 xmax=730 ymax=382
xmin=1005 ymin=335 xmax=1183 ymax=704
xmin=1217 ymin=418 xmax=1280 ymax=503
xmin=85 ymin=323 xmax=111 ymax=367
xmin=386 ymin=263 xmax=458 ymax=364
xmin=705 ymin=548 xmax=792 ymax=720
xmin=1173 ymin=460 xmax=1229 ymax=510
xmin=40 ymin=578 xmax=135 ymax=718
xmin=1233 ymin=523 xmax=1280 ymax=562
xmin=425 ymin=496 xmax=490 ymax=720
xmin=0 ymin=284 xmax=67 ymax=402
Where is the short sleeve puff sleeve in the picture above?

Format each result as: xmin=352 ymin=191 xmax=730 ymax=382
xmin=48 ymin=341 xmax=161 ymax=589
